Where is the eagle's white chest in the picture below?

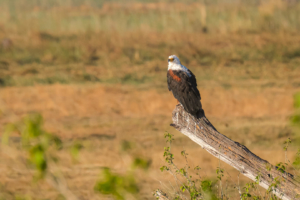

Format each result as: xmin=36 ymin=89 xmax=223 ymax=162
xmin=168 ymin=63 xmax=191 ymax=77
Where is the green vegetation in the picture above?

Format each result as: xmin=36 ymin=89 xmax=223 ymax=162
xmin=291 ymin=93 xmax=300 ymax=128
xmin=159 ymin=133 xmax=221 ymax=199
xmin=1 ymin=0 xmax=300 ymax=88
xmin=1 ymin=114 xmax=77 ymax=199
xmin=94 ymin=139 xmax=151 ymax=199
xmin=2 ymin=0 xmax=300 ymax=33
xmin=3 ymin=114 xmax=62 ymax=178
xmin=1 ymin=114 xmax=152 ymax=199
xmin=94 ymin=168 xmax=139 ymax=200
xmin=2 ymin=115 xmax=300 ymax=199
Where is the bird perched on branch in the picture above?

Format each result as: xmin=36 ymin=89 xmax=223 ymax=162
xmin=167 ymin=55 xmax=202 ymax=118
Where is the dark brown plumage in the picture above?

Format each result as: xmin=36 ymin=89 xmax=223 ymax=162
xmin=167 ymin=69 xmax=202 ymax=117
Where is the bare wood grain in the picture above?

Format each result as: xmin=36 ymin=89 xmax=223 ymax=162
xmin=171 ymin=104 xmax=300 ymax=200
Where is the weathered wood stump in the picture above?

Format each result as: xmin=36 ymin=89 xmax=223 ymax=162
xmin=169 ymin=104 xmax=300 ymax=200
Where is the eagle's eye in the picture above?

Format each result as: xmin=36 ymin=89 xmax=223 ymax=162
xmin=168 ymin=57 xmax=174 ymax=62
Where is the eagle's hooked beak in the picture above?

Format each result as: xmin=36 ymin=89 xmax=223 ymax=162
xmin=168 ymin=57 xmax=174 ymax=62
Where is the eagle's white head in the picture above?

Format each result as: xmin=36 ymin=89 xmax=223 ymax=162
xmin=168 ymin=55 xmax=191 ymax=76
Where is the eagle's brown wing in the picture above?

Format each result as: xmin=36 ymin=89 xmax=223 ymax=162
xmin=167 ymin=69 xmax=202 ymax=117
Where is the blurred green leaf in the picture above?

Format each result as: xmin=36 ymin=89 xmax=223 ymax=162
xmin=2 ymin=123 xmax=16 ymax=144
xmin=120 ymin=140 xmax=133 ymax=152
xmin=132 ymin=157 xmax=151 ymax=170
xmin=51 ymin=135 xmax=63 ymax=150
xmin=25 ymin=114 xmax=44 ymax=138
xmin=201 ymin=180 xmax=212 ymax=192
xmin=283 ymin=138 xmax=291 ymax=151
xmin=179 ymin=168 xmax=187 ymax=176
xmin=180 ymin=185 xmax=186 ymax=192
xmin=294 ymin=93 xmax=300 ymax=109
xmin=70 ymin=142 xmax=83 ymax=160
xmin=293 ymin=157 xmax=300 ymax=169
xmin=293 ymin=149 xmax=300 ymax=169
xmin=276 ymin=162 xmax=286 ymax=173
xmin=29 ymin=144 xmax=47 ymax=177
xmin=160 ymin=166 xmax=168 ymax=172
xmin=94 ymin=168 xmax=139 ymax=200
xmin=2 ymin=113 xmax=65 ymax=179
xmin=201 ymin=180 xmax=219 ymax=200
xmin=291 ymin=114 xmax=300 ymax=127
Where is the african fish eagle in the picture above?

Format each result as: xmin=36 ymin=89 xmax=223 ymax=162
xmin=167 ymin=55 xmax=202 ymax=118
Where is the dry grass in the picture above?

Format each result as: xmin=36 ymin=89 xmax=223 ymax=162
xmin=0 ymin=0 xmax=300 ymax=199
xmin=0 ymin=83 xmax=299 ymax=199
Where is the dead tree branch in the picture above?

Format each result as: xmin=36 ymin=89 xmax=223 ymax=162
xmin=171 ymin=104 xmax=300 ymax=200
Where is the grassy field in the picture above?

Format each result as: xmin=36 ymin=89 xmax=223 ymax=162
xmin=0 ymin=0 xmax=300 ymax=199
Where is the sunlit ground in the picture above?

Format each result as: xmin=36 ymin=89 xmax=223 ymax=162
xmin=0 ymin=0 xmax=300 ymax=199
